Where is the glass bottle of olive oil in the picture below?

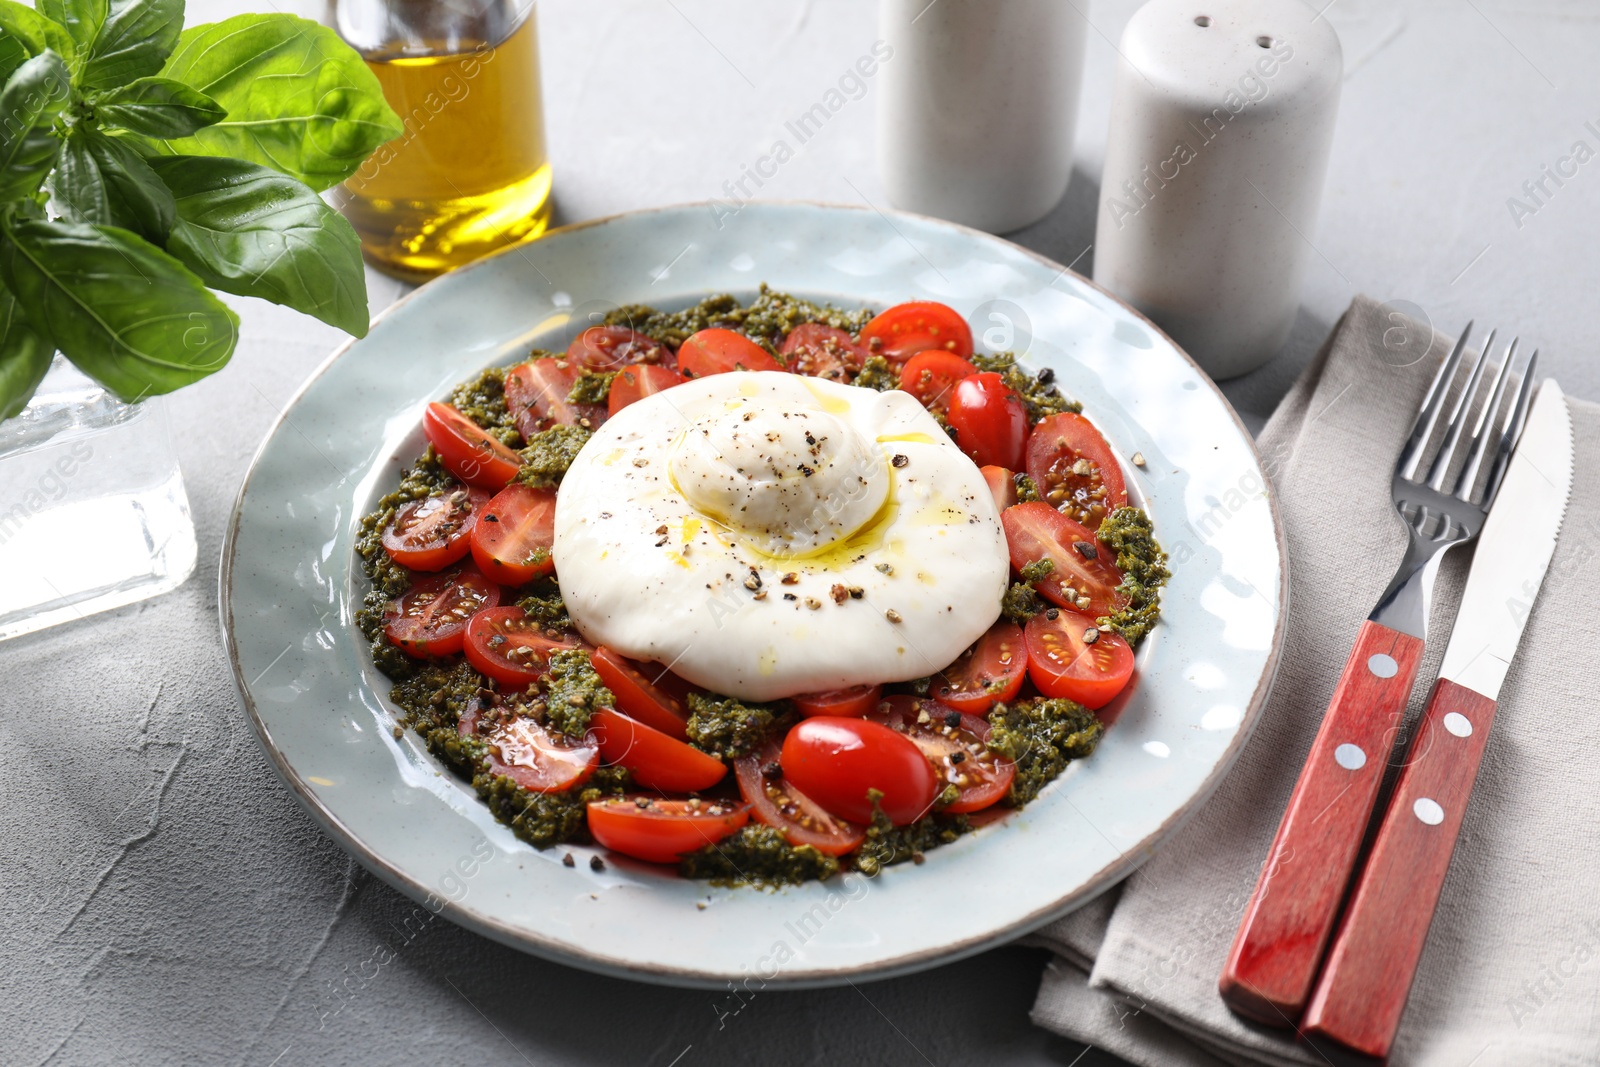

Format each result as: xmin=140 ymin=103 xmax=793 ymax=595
xmin=333 ymin=0 xmax=552 ymax=281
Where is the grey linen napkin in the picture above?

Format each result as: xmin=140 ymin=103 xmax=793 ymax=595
xmin=1028 ymin=295 xmax=1600 ymax=1067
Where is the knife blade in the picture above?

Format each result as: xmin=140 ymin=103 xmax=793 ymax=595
xmin=1301 ymin=380 xmax=1574 ymax=1059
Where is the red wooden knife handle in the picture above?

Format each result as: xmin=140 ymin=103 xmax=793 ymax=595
xmin=1301 ymin=678 xmax=1497 ymax=1059
xmin=1219 ymin=619 xmax=1425 ymax=1025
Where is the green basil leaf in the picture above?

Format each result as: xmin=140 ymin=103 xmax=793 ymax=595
xmin=149 ymin=155 xmax=368 ymax=336
xmin=0 ymin=282 xmax=54 ymax=419
xmin=91 ymin=76 xmax=224 ymax=137
xmin=0 ymin=32 xmax=31 ymax=84
xmin=0 ymin=1 xmax=77 ymax=63
xmin=0 ymin=217 xmax=237 ymax=402
xmin=0 ymin=51 xmax=70 ymax=202
xmin=51 ymin=127 xmax=175 ymax=241
xmin=37 ymin=0 xmax=106 ymax=58
xmin=78 ymin=0 xmax=183 ymax=91
xmin=156 ymin=14 xmax=402 ymax=192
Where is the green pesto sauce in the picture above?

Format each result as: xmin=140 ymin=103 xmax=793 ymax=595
xmin=515 ymin=583 xmax=574 ymax=632
xmin=1014 ymin=472 xmax=1042 ymax=503
xmin=516 ymin=425 xmax=592 ymax=488
xmin=678 ymin=824 xmax=840 ymax=886
xmin=971 ymin=351 xmax=1082 ymax=422
xmin=850 ymin=355 xmax=897 ymax=392
xmin=855 ymin=789 xmax=969 ymax=877
xmin=541 ymin=649 xmax=613 ymax=739
xmin=685 ymin=694 xmax=782 ymax=759
xmin=566 ymin=370 xmax=617 ymax=406
xmin=1000 ymin=558 xmax=1053 ymax=624
xmin=605 ymin=284 xmax=873 ymax=354
xmin=986 ymin=698 xmax=1103 ymax=806
xmin=1096 ymin=506 xmax=1170 ymax=644
xmin=448 ymin=366 xmax=522 ymax=445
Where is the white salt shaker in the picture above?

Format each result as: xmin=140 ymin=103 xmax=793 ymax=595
xmin=1093 ymin=0 xmax=1341 ymax=379
xmin=877 ymin=0 xmax=1087 ymax=234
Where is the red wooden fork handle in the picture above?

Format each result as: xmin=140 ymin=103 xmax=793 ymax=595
xmin=1219 ymin=619 xmax=1425 ymax=1025
xmin=1301 ymin=678 xmax=1497 ymax=1059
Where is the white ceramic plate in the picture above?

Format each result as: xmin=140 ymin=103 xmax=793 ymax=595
xmin=221 ymin=202 xmax=1286 ymax=988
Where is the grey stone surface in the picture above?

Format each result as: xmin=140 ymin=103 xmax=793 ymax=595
xmin=5 ymin=2 xmax=1596 ymax=1065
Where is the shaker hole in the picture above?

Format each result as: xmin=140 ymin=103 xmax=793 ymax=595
xmin=1256 ymin=35 xmax=1273 ymax=47
xmin=1195 ymin=15 xmax=1212 ymax=27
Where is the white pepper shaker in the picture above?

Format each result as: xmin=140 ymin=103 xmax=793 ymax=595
xmin=877 ymin=0 xmax=1087 ymax=234
xmin=1093 ymin=0 xmax=1341 ymax=379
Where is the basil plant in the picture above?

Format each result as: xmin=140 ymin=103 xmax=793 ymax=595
xmin=0 ymin=0 xmax=404 ymax=419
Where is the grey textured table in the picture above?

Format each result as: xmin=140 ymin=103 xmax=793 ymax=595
xmin=7 ymin=2 xmax=1598 ymax=1065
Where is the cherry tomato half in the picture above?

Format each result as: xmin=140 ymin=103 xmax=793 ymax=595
xmin=462 ymin=606 xmax=580 ymax=690
xmin=780 ymin=717 xmax=939 ymax=826
xmin=384 ymin=563 xmax=501 ymax=658
xmin=590 ymin=647 xmax=697 ymax=742
xmin=1026 ymin=412 xmax=1129 ymax=530
xmin=469 ymin=483 xmax=556 ymax=587
xmin=1001 ymin=502 xmax=1127 ymax=617
xmin=779 ymin=323 xmax=867 ymax=382
xmin=607 ymin=364 xmax=688 ymax=416
xmin=586 ymin=796 xmax=749 ymax=865
xmin=566 ymin=325 xmax=673 ymax=372
xmin=980 ymin=465 xmax=1020 ymax=514
xmin=422 ymin=402 xmax=521 ymax=490
xmin=931 ymin=620 xmax=1027 ymax=715
xmin=676 ymin=328 xmax=784 ymax=377
xmin=1024 ymin=608 xmax=1134 ymax=710
xmin=868 ymin=696 xmax=1015 ymax=814
xmin=460 ymin=698 xmax=598 ymax=793
xmin=860 ymin=300 xmax=973 ymax=363
xmin=947 ymin=372 xmax=1028 ymax=471
xmin=898 ymin=350 xmax=978 ymax=417
xmin=504 ymin=358 xmax=607 ymax=439
xmin=588 ymin=707 xmax=727 ymax=793
xmin=381 ymin=484 xmax=487 ymax=572
xmin=734 ymin=740 xmax=866 ymax=856
xmin=792 ymin=685 xmax=882 ymax=719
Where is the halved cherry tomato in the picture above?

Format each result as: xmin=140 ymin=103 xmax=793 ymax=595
xmin=780 ymin=717 xmax=939 ymax=826
xmin=1025 ymin=607 xmax=1134 ymax=710
xmin=860 ymin=300 xmax=973 ymax=363
xmin=868 ymin=696 xmax=1015 ymax=814
xmin=422 ymin=402 xmax=521 ymax=490
xmin=947 ymin=372 xmax=1028 ymax=470
xmin=588 ymin=707 xmax=727 ymax=793
xmin=792 ymin=685 xmax=882 ymax=719
xmin=586 ymin=796 xmax=749 ymax=865
xmin=898 ymin=350 xmax=978 ymax=416
xmin=566 ymin=325 xmax=673 ymax=371
xmin=590 ymin=647 xmax=697 ymax=741
xmin=462 ymin=606 xmax=580 ymax=689
xmin=384 ymin=563 xmax=501 ymax=658
xmin=469 ymin=483 xmax=556 ymax=587
xmin=734 ymin=740 xmax=866 ymax=856
xmin=676 ymin=328 xmax=784 ymax=377
xmin=504 ymin=358 xmax=607 ymax=439
xmin=931 ymin=620 xmax=1027 ymax=714
xmin=1026 ymin=412 xmax=1129 ymax=530
xmin=607 ymin=364 xmax=688 ymax=416
xmin=460 ymin=697 xmax=598 ymax=793
xmin=779 ymin=323 xmax=867 ymax=382
xmin=980 ymin=465 xmax=1020 ymax=514
xmin=381 ymin=485 xmax=488 ymax=571
xmin=1002 ymin=502 xmax=1127 ymax=616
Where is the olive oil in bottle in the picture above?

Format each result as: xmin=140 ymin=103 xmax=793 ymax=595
xmin=335 ymin=2 xmax=552 ymax=281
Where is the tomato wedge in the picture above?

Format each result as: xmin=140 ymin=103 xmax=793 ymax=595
xmin=931 ymin=620 xmax=1027 ymax=714
xmin=586 ymin=796 xmax=749 ymax=865
xmin=733 ymin=740 xmax=866 ymax=856
xmin=898 ymin=350 xmax=978 ymax=416
xmin=459 ymin=698 xmax=598 ymax=793
xmin=566 ymin=325 xmax=673 ymax=371
xmin=947 ymin=372 xmax=1028 ymax=470
xmin=607 ymin=364 xmax=688 ymax=416
xmin=590 ymin=647 xmax=697 ymax=741
xmin=504 ymin=358 xmax=607 ymax=439
xmin=780 ymin=717 xmax=939 ymax=826
xmin=868 ymin=696 xmax=1015 ymax=814
xmin=779 ymin=323 xmax=867 ymax=382
xmin=422 ymin=402 xmax=521 ymax=490
xmin=462 ymin=606 xmax=580 ymax=689
xmin=588 ymin=707 xmax=727 ymax=793
xmin=860 ymin=300 xmax=973 ymax=363
xmin=980 ymin=465 xmax=1020 ymax=514
xmin=384 ymin=563 xmax=501 ymax=658
xmin=380 ymin=485 xmax=487 ymax=571
xmin=1026 ymin=412 xmax=1129 ymax=530
xmin=1002 ymin=502 xmax=1127 ymax=616
xmin=469 ymin=483 xmax=556 ymax=587
xmin=1025 ymin=608 xmax=1134 ymax=710
xmin=676 ymin=328 xmax=784 ymax=377
xmin=792 ymin=685 xmax=882 ymax=719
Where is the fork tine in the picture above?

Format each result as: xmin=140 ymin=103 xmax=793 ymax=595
xmin=1425 ymin=334 xmax=1495 ymax=491
xmin=1481 ymin=349 xmax=1539 ymax=507
xmin=1453 ymin=336 xmax=1517 ymax=502
xmin=1398 ymin=323 xmax=1473 ymax=481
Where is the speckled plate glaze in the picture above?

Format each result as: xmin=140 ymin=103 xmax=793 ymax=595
xmin=221 ymin=201 xmax=1286 ymax=989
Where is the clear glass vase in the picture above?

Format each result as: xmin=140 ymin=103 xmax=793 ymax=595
xmin=0 ymin=356 xmax=197 ymax=641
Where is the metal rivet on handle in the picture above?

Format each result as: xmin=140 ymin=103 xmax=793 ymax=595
xmin=1414 ymin=798 xmax=1445 ymax=825
xmin=1334 ymin=743 xmax=1367 ymax=770
xmin=1442 ymin=712 xmax=1473 ymax=737
xmin=1367 ymin=653 xmax=1399 ymax=678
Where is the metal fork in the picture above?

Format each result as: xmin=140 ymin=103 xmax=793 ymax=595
xmin=1219 ymin=322 xmax=1539 ymax=1026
